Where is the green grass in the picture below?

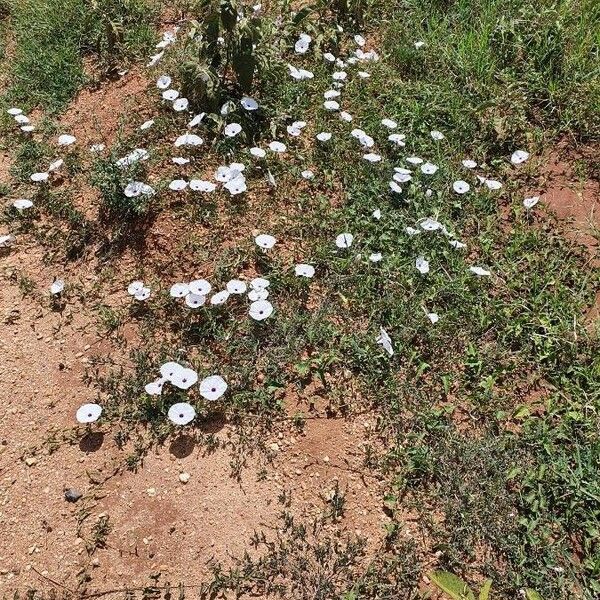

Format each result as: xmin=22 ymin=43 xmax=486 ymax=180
xmin=5 ymin=0 xmax=160 ymax=112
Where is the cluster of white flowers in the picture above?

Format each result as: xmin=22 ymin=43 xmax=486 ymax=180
xmin=0 ymin=20 xmax=544 ymax=427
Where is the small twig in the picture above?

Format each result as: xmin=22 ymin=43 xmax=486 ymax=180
xmin=32 ymin=566 xmax=76 ymax=594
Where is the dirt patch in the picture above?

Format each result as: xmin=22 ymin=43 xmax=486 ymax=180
xmin=59 ymin=70 xmax=151 ymax=149
xmin=539 ymin=145 xmax=599 ymax=258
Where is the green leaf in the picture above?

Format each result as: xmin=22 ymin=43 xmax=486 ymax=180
xmin=233 ymin=32 xmax=255 ymax=91
xmin=478 ymin=579 xmax=492 ymax=600
xmin=429 ymin=571 xmax=476 ymax=600
xmin=525 ymin=590 xmax=544 ymax=600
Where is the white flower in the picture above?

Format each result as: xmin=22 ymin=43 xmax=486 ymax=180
xmin=484 ymin=179 xmax=502 ymax=190
xmin=189 ymin=279 xmax=212 ymax=295
xmin=210 ymin=290 xmax=230 ymax=305
xmin=372 ymin=209 xmax=381 ymax=220
xmin=449 ymin=239 xmax=467 ymax=249
xmin=30 ymin=172 xmax=49 ymax=183
xmin=170 ymin=283 xmax=190 ymax=298
xmin=335 ymin=233 xmax=353 ymax=248
xmin=172 ymin=157 xmax=190 ymax=165
xmin=393 ymin=171 xmax=412 ymax=183
xmin=302 ymin=169 xmax=314 ymax=179
xmin=389 ymin=181 xmax=403 ymax=194
xmin=354 ymin=34 xmax=366 ymax=46
xmin=124 ymin=181 xmax=154 ymax=197
xmin=50 ymin=279 xmax=64 ymax=295
xmin=523 ymin=195 xmax=540 ymax=209
xmin=340 ymin=111 xmax=353 ymax=122
xmin=168 ymin=402 xmax=196 ymax=425
xmin=358 ymin=71 xmax=370 ymax=79
xmin=145 ymin=378 xmax=166 ymax=396
xmin=173 ymin=98 xmax=189 ymax=112
xmin=160 ymin=361 xmax=184 ymax=381
xmin=426 ymin=312 xmax=439 ymax=324
xmin=171 ymin=368 xmax=198 ymax=390
xmin=127 ymin=281 xmax=144 ymax=296
xmin=250 ymin=147 xmax=266 ymax=158
xmin=21 ymin=125 xmax=35 ymax=132
xmin=156 ymin=75 xmax=171 ymax=89
xmin=135 ymin=287 xmax=151 ymax=301
xmin=76 ymin=403 xmax=102 ymax=424
xmin=332 ymin=71 xmax=347 ymax=81
xmin=369 ymin=252 xmax=382 ymax=262
xmin=376 ymin=327 xmax=394 ymax=356
xmin=199 ymin=375 xmax=228 ymax=401
xmin=189 ymin=179 xmax=216 ymax=192
xmin=226 ymin=279 xmax=247 ymax=294
xmin=255 ymin=234 xmax=276 ymax=249
xmin=174 ymin=133 xmax=203 ymax=147
xmin=430 ymin=130 xmax=445 ymax=140
xmin=268 ymin=141 xmax=286 ymax=153
xmin=288 ymin=64 xmax=314 ymax=80
xmin=415 ymin=256 xmax=430 ymax=274
xmin=323 ymin=100 xmax=340 ymax=111
xmin=511 ymin=150 xmax=530 ymax=165
xmin=185 ymin=293 xmax=206 ymax=308
xmin=386 ymin=133 xmax=405 ymax=148
xmin=324 ymin=89 xmax=340 ymax=99
xmin=287 ymin=124 xmax=303 ymax=136
xmin=295 ymin=40 xmax=310 ymax=54
xmin=421 ymin=162 xmax=438 ymax=175
xmin=241 ymin=96 xmax=259 ymax=111
xmin=162 ymin=89 xmax=179 ymax=101
xmin=15 ymin=114 xmax=30 ymax=124
xmin=420 ymin=218 xmax=442 ymax=231
xmin=249 ymin=299 xmax=273 ymax=321
xmin=406 ymin=226 xmax=420 ymax=236
xmin=250 ymin=277 xmax=270 ymax=291
xmin=140 ymin=119 xmax=154 ymax=130
xmin=470 ymin=266 xmax=491 ymax=276
xmin=462 ymin=159 xmax=477 ymax=169
xmin=405 ymin=156 xmax=423 ymax=165
xmin=58 ymin=134 xmax=76 ymax=146
xmin=169 ymin=179 xmax=188 ymax=191
xmin=220 ymin=100 xmax=236 ymax=115
xmin=7 ymin=108 xmax=22 ymax=116
xmin=248 ymin=288 xmax=269 ymax=301
xmin=316 ymin=132 xmax=332 ymax=142
xmin=13 ymin=199 xmax=33 ymax=209
xmin=323 ymin=52 xmax=336 ymax=62
xmin=453 ymin=180 xmax=470 ymax=194
xmin=295 ymin=264 xmax=315 ymax=278
xmin=363 ymin=153 xmax=382 ymax=163
xmin=116 ymin=148 xmax=149 ymax=167
xmin=224 ymin=175 xmax=247 ymax=195
xmin=381 ymin=118 xmax=397 ymax=129
xmin=147 ymin=51 xmax=164 ymax=67
xmin=414 ymin=41 xmax=425 ymax=49
xmin=0 ymin=234 xmax=15 ymax=247
xmin=188 ymin=113 xmax=206 ymax=128
xmin=224 ymin=123 xmax=242 ymax=137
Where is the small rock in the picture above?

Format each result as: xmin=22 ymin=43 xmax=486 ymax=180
xmin=179 ymin=472 xmax=190 ymax=484
xmin=64 ymin=489 xmax=82 ymax=503
xmin=269 ymin=442 xmax=280 ymax=452
xmin=24 ymin=457 xmax=37 ymax=467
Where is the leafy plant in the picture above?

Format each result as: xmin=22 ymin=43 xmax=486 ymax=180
xmin=177 ymin=0 xmax=267 ymax=111
xmin=429 ymin=571 xmax=545 ymax=600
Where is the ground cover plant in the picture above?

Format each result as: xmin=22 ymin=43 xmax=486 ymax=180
xmin=0 ymin=0 xmax=598 ymax=598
